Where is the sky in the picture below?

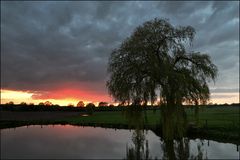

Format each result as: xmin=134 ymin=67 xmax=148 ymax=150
xmin=1 ymin=1 xmax=239 ymax=106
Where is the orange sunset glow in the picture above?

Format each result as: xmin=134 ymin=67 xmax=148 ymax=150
xmin=0 ymin=89 xmax=113 ymax=106
xmin=1 ymin=89 xmax=239 ymax=106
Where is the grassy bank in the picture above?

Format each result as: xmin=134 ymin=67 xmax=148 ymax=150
xmin=1 ymin=106 xmax=239 ymax=144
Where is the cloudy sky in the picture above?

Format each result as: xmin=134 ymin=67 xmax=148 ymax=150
xmin=1 ymin=1 xmax=239 ymax=105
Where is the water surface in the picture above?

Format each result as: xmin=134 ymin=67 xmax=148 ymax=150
xmin=1 ymin=125 xmax=239 ymax=159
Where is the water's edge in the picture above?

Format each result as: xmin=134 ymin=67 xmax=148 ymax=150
xmin=1 ymin=120 xmax=239 ymax=145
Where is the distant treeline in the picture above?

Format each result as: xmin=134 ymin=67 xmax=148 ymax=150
xmin=0 ymin=104 xmax=153 ymax=112
xmin=0 ymin=103 xmax=239 ymax=112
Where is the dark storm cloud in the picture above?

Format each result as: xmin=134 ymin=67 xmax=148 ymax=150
xmin=1 ymin=1 xmax=239 ymax=94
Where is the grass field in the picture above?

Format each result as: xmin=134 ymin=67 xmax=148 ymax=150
xmin=1 ymin=106 xmax=239 ymax=130
xmin=1 ymin=106 xmax=239 ymax=144
xmin=186 ymin=107 xmax=239 ymax=130
xmin=62 ymin=106 xmax=240 ymax=144
xmin=63 ymin=106 xmax=239 ymax=129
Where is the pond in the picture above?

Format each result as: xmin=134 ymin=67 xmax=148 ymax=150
xmin=1 ymin=125 xmax=239 ymax=159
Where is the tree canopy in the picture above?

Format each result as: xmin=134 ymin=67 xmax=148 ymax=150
xmin=107 ymin=18 xmax=218 ymax=107
xmin=77 ymin=101 xmax=85 ymax=107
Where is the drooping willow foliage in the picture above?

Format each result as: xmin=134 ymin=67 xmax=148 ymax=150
xmin=107 ymin=18 xmax=218 ymax=106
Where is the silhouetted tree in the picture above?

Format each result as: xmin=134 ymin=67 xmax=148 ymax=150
xmin=6 ymin=101 xmax=14 ymax=105
xmin=68 ymin=103 xmax=74 ymax=107
xmin=38 ymin=102 xmax=44 ymax=106
xmin=29 ymin=103 xmax=34 ymax=106
xmin=77 ymin=101 xmax=85 ymax=107
xmin=98 ymin=102 xmax=109 ymax=107
xmin=44 ymin=101 xmax=52 ymax=106
xmin=109 ymin=104 xmax=115 ymax=107
xmin=107 ymin=18 xmax=218 ymax=107
xmin=20 ymin=102 xmax=27 ymax=106
xmin=86 ymin=103 xmax=95 ymax=115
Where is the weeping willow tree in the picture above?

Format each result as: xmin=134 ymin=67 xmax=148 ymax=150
xmin=107 ymin=18 xmax=217 ymax=107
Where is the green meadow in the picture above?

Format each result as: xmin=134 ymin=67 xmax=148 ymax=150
xmin=63 ymin=106 xmax=240 ymax=144
xmin=1 ymin=106 xmax=239 ymax=144
xmin=62 ymin=106 xmax=238 ymax=127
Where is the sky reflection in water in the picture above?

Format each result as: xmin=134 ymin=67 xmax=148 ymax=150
xmin=1 ymin=125 xmax=239 ymax=159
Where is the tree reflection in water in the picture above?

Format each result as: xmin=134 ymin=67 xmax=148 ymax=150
xmin=124 ymin=105 xmax=208 ymax=160
xmin=124 ymin=106 xmax=152 ymax=160
xmin=161 ymin=105 xmax=208 ymax=160
xmin=125 ymin=129 xmax=151 ymax=160
xmin=161 ymin=104 xmax=187 ymax=159
xmin=161 ymin=138 xmax=208 ymax=160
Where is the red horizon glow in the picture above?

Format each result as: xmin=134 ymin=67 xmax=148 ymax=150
xmin=0 ymin=89 xmax=239 ymax=106
xmin=31 ymin=88 xmax=112 ymax=102
xmin=0 ymin=89 xmax=113 ymax=106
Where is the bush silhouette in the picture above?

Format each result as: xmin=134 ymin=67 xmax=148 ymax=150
xmin=86 ymin=103 xmax=95 ymax=115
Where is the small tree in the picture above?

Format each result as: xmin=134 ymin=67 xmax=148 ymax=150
xmin=109 ymin=104 xmax=115 ymax=107
xmin=38 ymin=102 xmax=44 ymax=106
xmin=29 ymin=103 xmax=34 ymax=106
xmin=98 ymin=102 xmax=109 ymax=107
xmin=85 ymin=103 xmax=95 ymax=115
xmin=77 ymin=101 xmax=85 ymax=107
xmin=44 ymin=101 xmax=52 ymax=106
xmin=6 ymin=101 xmax=14 ymax=105
xmin=20 ymin=102 xmax=27 ymax=106
xmin=68 ymin=103 xmax=74 ymax=107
